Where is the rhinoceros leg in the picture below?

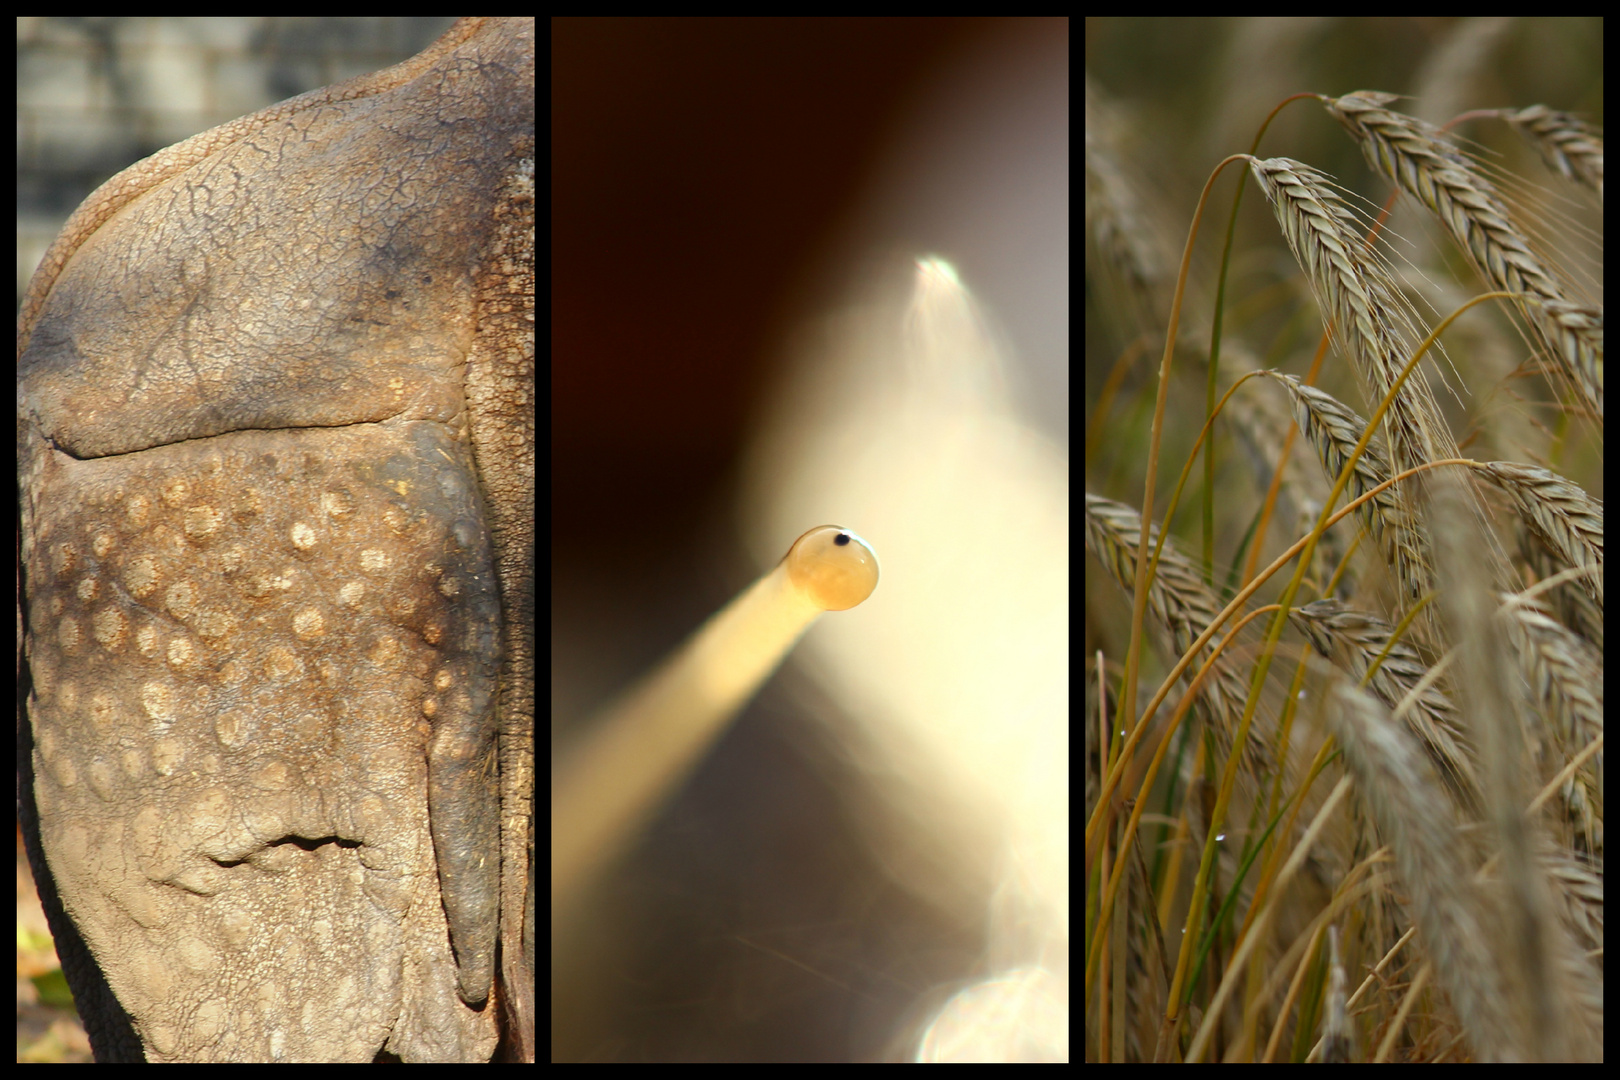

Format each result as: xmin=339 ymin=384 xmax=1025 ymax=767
xmin=20 ymin=421 xmax=505 ymax=1061
xmin=18 ymin=16 xmax=533 ymax=1062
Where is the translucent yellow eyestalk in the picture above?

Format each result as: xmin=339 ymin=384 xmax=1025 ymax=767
xmin=551 ymin=526 xmax=878 ymax=914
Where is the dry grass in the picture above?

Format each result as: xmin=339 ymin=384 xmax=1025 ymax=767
xmin=1085 ymin=22 xmax=1601 ymax=1063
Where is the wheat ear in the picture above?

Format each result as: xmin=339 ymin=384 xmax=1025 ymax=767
xmin=1324 ymin=91 xmax=1604 ymax=419
xmin=1247 ymin=157 xmax=1462 ymax=486
xmin=1497 ymin=593 xmax=1604 ymax=855
xmin=1317 ymin=925 xmax=1354 ymax=1063
xmin=1083 ymin=493 xmax=1273 ymax=781
xmin=1290 ymin=598 xmax=1479 ymax=811
xmin=1501 ymin=104 xmax=1605 ymax=199
xmin=1246 ymin=157 xmax=1471 ymax=634
xmin=1472 ymin=461 xmax=1604 ymax=613
xmin=1266 ymin=372 xmax=1434 ymax=611
xmin=1323 ymin=678 xmax=1512 ymax=1061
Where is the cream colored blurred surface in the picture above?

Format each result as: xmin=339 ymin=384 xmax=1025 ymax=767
xmin=742 ymin=258 xmax=1069 ymax=1062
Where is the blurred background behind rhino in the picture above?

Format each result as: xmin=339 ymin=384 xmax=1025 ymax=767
xmin=552 ymin=17 xmax=1068 ymax=1062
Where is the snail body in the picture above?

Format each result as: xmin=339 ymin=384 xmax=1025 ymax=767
xmin=552 ymin=527 xmax=878 ymax=913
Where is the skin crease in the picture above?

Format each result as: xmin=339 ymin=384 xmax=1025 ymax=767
xmin=17 ymin=18 xmax=534 ymax=1062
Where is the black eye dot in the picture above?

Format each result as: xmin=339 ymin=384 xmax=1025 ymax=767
xmin=834 ymin=533 xmax=850 ymax=546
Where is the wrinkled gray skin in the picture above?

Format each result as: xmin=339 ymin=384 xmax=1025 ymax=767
xmin=16 ymin=17 xmax=534 ymax=1062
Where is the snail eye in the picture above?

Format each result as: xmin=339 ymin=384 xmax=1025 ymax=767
xmin=784 ymin=525 xmax=880 ymax=611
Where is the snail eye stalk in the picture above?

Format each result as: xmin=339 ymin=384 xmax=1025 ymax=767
xmin=783 ymin=526 xmax=880 ymax=611
xmin=552 ymin=526 xmax=878 ymax=914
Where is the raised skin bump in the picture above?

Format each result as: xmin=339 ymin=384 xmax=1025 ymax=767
xmin=551 ymin=526 xmax=879 ymax=917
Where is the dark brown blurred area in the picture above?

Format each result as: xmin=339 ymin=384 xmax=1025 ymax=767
xmin=553 ymin=16 xmax=969 ymax=553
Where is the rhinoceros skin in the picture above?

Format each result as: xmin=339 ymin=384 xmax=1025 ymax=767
xmin=17 ymin=16 xmax=534 ymax=1063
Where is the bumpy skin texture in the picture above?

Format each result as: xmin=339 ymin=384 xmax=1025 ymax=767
xmin=17 ymin=17 xmax=534 ymax=1062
